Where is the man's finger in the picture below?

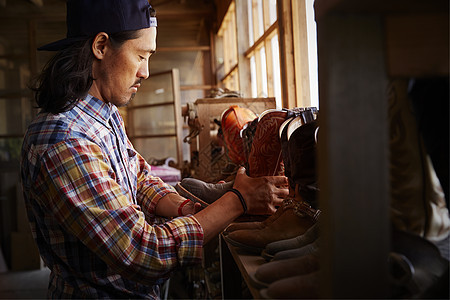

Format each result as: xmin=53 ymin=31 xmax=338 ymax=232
xmin=267 ymin=175 xmax=288 ymax=186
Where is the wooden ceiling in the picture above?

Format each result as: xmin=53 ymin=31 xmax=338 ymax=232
xmin=0 ymin=0 xmax=218 ymax=79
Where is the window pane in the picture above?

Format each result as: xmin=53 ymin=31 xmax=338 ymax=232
xmin=133 ymin=136 xmax=178 ymax=162
xmin=247 ymin=0 xmax=254 ymax=45
xmin=268 ymin=0 xmax=277 ymax=25
xmin=132 ymin=71 xmax=173 ymax=106
xmin=259 ymin=46 xmax=268 ymax=98
xmin=132 ymin=106 xmax=176 ymax=136
xmin=271 ymin=35 xmax=282 ymax=108
xmin=250 ymin=56 xmax=257 ymax=98
xmin=306 ymin=0 xmax=319 ymax=108
xmin=257 ymin=0 xmax=264 ymax=38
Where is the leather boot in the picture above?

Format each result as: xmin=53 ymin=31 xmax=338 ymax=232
xmin=260 ymin=271 xmax=320 ymax=299
xmin=223 ymin=200 xmax=320 ymax=254
xmin=249 ymin=253 xmax=319 ymax=289
xmin=247 ymin=109 xmax=287 ymax=177
xmin=241 ymin=118 xmax=259 ymax=166
xmin=221 ymin=105 xmax=257 ymax=165
xmin=279 ymin=116 xmax=295 ymax=189
xmin=261 ymin=223 xmax=319 ymax=261
xmin=272 ymin=239 xmax=319 ymax=261
xmin=175 ymin=177 xmax=233 ymax=205
xmin=288 ymin=119 xmax=319 ymax=208
xmin=223 ymin=198 xmax=296 ymax=235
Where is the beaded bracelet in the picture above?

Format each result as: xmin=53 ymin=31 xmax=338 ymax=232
xmin=228 ymin=188 xmax=247 ymax=214
xmin=178 ymin=199 xmax=191 ymax=216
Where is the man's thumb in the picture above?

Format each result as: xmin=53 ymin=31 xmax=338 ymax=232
xmin=236 ymin=166 xmax=246 ymax=175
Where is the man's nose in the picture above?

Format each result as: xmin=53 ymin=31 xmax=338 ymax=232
xmin=138 ymin=62 xmax=149 ymax=79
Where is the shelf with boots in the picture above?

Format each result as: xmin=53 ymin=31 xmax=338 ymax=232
xmin=215 ymin=106 xmax=321 ymax=299
xmin=219 ymin=199 xmax=321 ymax=299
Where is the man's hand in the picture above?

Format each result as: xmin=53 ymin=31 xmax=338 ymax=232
xmin=232 ymin=167 xmax=289 ymax=215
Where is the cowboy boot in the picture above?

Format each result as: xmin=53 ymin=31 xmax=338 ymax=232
xmin=249 ymin=253 xmax=319 ymax=289
xmin=288 ymin=119 xmax=319 ymax=208
xmin=223 ymin=200 xmax=320 ymax=254
xmin=241 ymin=118 xmax=259 ymax=167
xmin=261 ymin=222 xmax=319 ymax=261
xmin=223 ymin=113 xmax=303 ymax=234
xmin=260 ymin=271 xmax=320 ymax=299
xmin=279 ymin=116 xmax=296 ymax=191
xmin=221 ymin=105 xmax=257 ymax=165
xmin=175 ymin=177 xmax=234 ymax=205
xmin=247 ymin=109 xmax=287 ymax=177
xmin=280 ymin=107 xmax=317 ymax=189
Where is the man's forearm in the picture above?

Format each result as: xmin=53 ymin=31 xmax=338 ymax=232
xmin=194 ymin=191 xmax=243 ymax=243
xmin=154 ymin=193 xmax=188 ymax=217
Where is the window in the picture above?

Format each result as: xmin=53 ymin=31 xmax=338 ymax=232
xmin=217 ymin=2 xmax=239 ymax=92
xmin=246 ymin=0 xmax=281 ymax=106
xmin=216 ymin=0 xmax=319 ymax=109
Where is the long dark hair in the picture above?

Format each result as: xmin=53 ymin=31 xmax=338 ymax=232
xmin=32 ymin=30 xmax=142 ymax=114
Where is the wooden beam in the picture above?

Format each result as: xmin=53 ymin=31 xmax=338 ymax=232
xmin=156 ymin=46 xmax=210 ymax=52
xmin=292 ymin=0 xmax=311 ymax=107
xmin=180 ymin=85 xmax=214 ymax=91
xmin=316 ymin=12 xmax=389 ymax=299
xmin=277 ymin=0 xmax=296 ymax=108
xmin=235 ymin=0 xmax=251 ymax=97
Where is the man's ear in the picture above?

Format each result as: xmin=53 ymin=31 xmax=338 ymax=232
xmin=91 ymin=32 xmax=110 ymax=59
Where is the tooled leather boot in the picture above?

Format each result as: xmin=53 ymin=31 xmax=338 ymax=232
xmin=224 ymin=112 xmax=300 ymax=235
xmin=224 ymin=108 xmax=317 ymax=235
xmin=221 ymin=105 xmax=257 ymax=165
xmin=223 ymin=200 xmax=320 ymax=254
xmin=247 ymin=109 xmax=287 ymax=177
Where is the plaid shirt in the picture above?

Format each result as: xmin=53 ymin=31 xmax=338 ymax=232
xmin=21 ymin=95 xmax=203 ymax=299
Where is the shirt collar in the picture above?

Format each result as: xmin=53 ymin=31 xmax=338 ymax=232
xmin=76 ymin=94 xmax=117 ymax=126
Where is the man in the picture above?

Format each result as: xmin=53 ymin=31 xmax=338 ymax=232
xmin=20 ymin=0 xmax=288 ymax=298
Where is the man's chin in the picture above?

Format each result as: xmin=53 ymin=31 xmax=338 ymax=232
xmin=117 ymin=93 xmax=136 ymax=107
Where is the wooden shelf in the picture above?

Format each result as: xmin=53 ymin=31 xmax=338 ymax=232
xmin=220 ymin=233 xmax=265 ymax=299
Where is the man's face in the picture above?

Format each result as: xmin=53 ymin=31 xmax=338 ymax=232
xmin=90 ymin=27 xmax=157 ymax=107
